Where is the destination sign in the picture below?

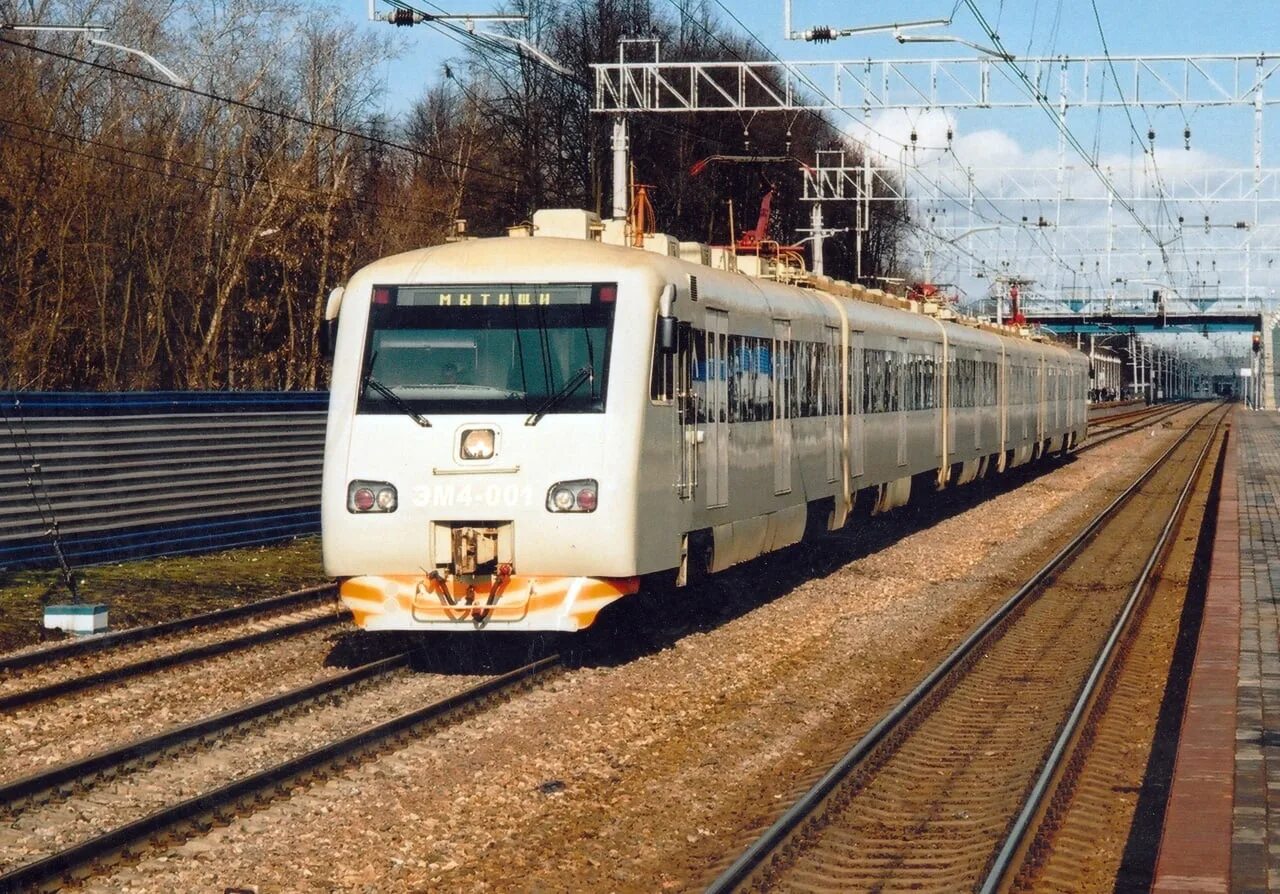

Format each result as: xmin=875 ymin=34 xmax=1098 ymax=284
xmin=392 ymin=283 xmax=604 ymax=308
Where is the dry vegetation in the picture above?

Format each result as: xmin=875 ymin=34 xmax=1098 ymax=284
xmin=0 ymin=0 xmax=908 ymax=392
xmin=0 ymin=535 xmax=326 ymax=652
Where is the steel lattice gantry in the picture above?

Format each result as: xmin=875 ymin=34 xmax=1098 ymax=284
xmin=592 ymin=52 xmax=1280 ymax=306
xmin=592 ymin=54 xmax=1280 ymax=114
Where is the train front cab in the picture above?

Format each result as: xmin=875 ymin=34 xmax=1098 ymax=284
xmin=322 ymin=241 xmax=673 ymax=633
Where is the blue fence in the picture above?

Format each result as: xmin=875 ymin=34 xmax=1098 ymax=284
xmin=0 ymin=392 xmax=328 ymax=571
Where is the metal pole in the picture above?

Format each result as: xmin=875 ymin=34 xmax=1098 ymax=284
xmin=611 ymin=116 xmax=629 ymax=220
xmin=811 ymin=203 xmax=825 ymax=276
xmin=1130 ymin=334 xmax=1138 ymax=400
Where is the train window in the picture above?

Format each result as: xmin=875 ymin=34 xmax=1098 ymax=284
xmin=693 ymin=329 xmax=707 ymax=423
xmin=358 ymin=282 xmax=614 ymax=418
xmin=727 ymin=335 xmax=740 ymax=423
xmin=860 ymin=350 xmax=869 ymax=413
xmin=873 ymin=348 xmax=890 ymax=414
xmin=892 ymin=352 xmax=902 ymax=412
xmin=724 ymin=334 xmax=774 ymax=423
xmin=650 ymin=317 xmax=675 ymax=403
xmin=848 ymin=345 xmax=859 ymax=415
xmin=822 ymin=341 xmax=836 ymax=416
xmin=773 ymin=333 xmax=789 ymax=421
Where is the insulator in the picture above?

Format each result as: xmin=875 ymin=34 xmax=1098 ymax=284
xmin=391 ymin=9 xmax=416 ymax=26
xmin=1184 ymin=127 xmax=1191 ymax=150
xmin=806 ymin=26 xmax=835 ymax=43
xmin=1147 ymin=128 xmax=1155 ymax=142
xmin=946 ymin=128 xmax=953 ymax=143
xmin=910 ymin=130 xmax=917 ymax=143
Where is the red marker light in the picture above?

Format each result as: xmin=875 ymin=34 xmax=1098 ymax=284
xmin=372 ymin=287 xmax=392 ymax=305
xmin=597 ymin=285 xmax=616 ymax=303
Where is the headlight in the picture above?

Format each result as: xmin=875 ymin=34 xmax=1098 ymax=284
xmin=348 ymin=480 xmax=397 ymax=513
xmin=546 ymin=479 xmax=598 ymax=513
xmin=460 ymin=428 xmax=496 ymax=460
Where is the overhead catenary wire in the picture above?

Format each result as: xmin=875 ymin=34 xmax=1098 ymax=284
xmin=0 ymin=34 xmax=525 ymax=188
xmin=702 ymin=0 xmax=1077 ymax=282
xmin=960 ymin=1 xmax=1175 ymax=273
xmin=0 ymin=116 xmax=454 ymax=230
xmin=697 ymin=0 xmax=1079 ymax=288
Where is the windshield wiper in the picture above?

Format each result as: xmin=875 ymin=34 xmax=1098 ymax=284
xmin=525 ymin=366 xmax=592 ymax=426
xmin=363 ymin=364 xmax=431 ymax=427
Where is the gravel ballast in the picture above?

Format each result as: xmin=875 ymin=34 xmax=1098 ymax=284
xmin=58 ymin=420 xmax=1193 ymax=893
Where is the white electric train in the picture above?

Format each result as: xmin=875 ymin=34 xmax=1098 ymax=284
xmin=321 ymin=209 xmax=1089 ymax=632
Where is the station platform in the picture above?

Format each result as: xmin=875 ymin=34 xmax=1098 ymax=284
xmin=1154 ymin=408 xmax=1280 ymax=893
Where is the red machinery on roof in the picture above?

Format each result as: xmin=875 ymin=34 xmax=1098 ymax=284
xmin=688 ymin=155 xmax=808 ymax=257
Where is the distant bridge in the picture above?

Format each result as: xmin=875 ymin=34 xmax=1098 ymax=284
xmin=1027 ymin=312 xmax=1263 ymax=336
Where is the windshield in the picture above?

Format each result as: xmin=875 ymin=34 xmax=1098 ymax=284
xmin=357 ymin=282 xmax=616 ymax=416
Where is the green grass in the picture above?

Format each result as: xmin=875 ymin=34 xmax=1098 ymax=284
xmin=0 ymin=536 xmax=329 ymax=654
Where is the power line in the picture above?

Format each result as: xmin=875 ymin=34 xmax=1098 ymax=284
xmin=697 ymin=0 xmax=1068 ymax=285
xmin=960 ymin=2 xmax=1173 ymax=269
xmin=0 ymin=116 xmax=450 ymax=229
xmin=0 ymin=34 xmax=524 ymax=187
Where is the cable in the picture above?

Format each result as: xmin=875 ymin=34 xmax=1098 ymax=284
xmin=696 ymin=0 xmax=1083 ymax=286
xmin=960 ymin=2 xmax=1173 ymax=272
xmin=0 ymin=34 xmax=524 ymax=187
xmin=0 ymin=119 xmax=449 ymax=229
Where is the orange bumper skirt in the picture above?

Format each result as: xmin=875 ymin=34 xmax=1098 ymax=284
xmin=340 ymin=573 xmax=641 ymax=632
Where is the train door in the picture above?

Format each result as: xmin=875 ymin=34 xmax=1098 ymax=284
xmin=897 ymin=339 xmax=908 ymax=467
xmin=932 ymin=343 xmax=942 ymax=459
xmin=851 ymin=331 xmax=865 ymax=478
xmin=1036 ymin=354 xmax=1046 ymax=445
xmin=1021 ymin=365 xmax=1029 ymax=439
xmin=974 ymin=350 xmax=983 ymax=450
xmin=825 ymin=326 xmax=840 ymax=483
xmin=999 ymin=346 xmax=1008 ymax=459
xmin=1054 ymin=364 xmax=1062 ymax=431
xmin=705 ymin=309 xmax=729 ymax=508
xmin=773 ymin=320 xmax=792 ymax=495
xmin=948 ymin=354 xmax=958 ymax=461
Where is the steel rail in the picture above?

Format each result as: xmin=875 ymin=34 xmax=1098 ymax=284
xmin=0 ymin=655 xmax=562 ymax=893
xmin=704 ymin=403 xmax=1223 ymax=894
xmin=1087 ymin=401 xmax=1191 ymax=429
xmin=0 ymin=584 xmax=338 ymax=673
xmin=0 ymin=651 xmax=411 ymax=810
xmin=1078 ymin=402 xmax=1205 ymax=453
xmin=0 ymin=610 xmax=347 ymax=712
xmin=978 ymin=407 xmax=1228 ymax=893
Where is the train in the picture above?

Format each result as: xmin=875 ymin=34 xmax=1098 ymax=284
xmin=321 ymin=209 xmax=1089 ymax=632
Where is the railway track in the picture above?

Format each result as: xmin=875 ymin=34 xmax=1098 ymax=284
xmin=0 ymin=654 xmax=562 ymax=892
xmin=0 ymin=586 xmax=344 ymax=711
xmin=0 ymin=584 xmax=338 ymax=673
xmin=1086 ymin=401 xmax=1183 ymax=428
xmin=705 ymin=403 xmax=1227 ymax=893
xmin=1079 ymin=400 xmax=1201 ymax=452
xmin=1010 ymin=421 xmax=1228 ymax=892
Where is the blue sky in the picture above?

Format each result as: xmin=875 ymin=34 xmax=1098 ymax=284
xmin=344 ymin=0 xmax=1275 ymax=166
